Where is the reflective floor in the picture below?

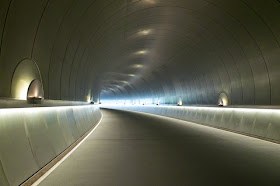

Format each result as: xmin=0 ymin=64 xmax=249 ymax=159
xmin=39 ymin=109 xmax=280 ymax=186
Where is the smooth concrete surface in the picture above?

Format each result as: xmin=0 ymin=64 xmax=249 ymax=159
xmin=39 ymin=109 xmax=280 ymax=186
xmin=102 ymin=105 xmax=280 ymax=143
xmin=0 ymin=105 xmax=101 ymax=186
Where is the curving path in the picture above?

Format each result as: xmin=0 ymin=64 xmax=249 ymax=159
xmin=38 ymin=109 xmax=280 ymax=186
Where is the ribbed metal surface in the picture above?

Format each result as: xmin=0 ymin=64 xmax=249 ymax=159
xmin=0 ymin=105 xmax=101 ymax=185
xmin=102 ymin=105 xmax=280 ymax=142
xmin=0 ymin=0 xmax=279 ymax=105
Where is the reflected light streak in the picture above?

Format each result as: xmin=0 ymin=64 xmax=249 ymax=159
xmin=0 ymin=105 xmax=97 ymax=116
xmin=18 ymin=80 xmax=30 ymax=100
xmin=101 ymin=103 xmax=280 ymax=115
xmin=86 ymin=91 xmax=91 ymax=103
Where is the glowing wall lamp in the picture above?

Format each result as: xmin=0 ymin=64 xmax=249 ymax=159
xmin=27 ymin=79 xmax=44 ymax=104
xmin=132 ymin=64 xmax=144 ymax=68
xmin=177 ymin=97 xmax=183 ymax=106
xmin=156 ymin=98 xmax=160 ymax=105
xmin=138 ymin=29 xmax=152 ymax=36
xmin=86 ymin=90 xmax=92 ymax=103
xmin=11 ymin=59 xmax=44 ymax=101
xmin=143 ymin=0 xmax=157 ymax=4
xmin=135 ymin=50 xmax=147 ymax=55
xmin=218 ymin=92 xmax=229 ymax=106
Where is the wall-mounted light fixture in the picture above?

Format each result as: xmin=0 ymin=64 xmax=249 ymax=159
xmin=143 ymin=0 xmax=157 ymax=4
xmin=121 ymin=81 xmax=129 ymax=84
xmin=11 ymin=59 xmax=43 ymax=101
xmin=86 ymin=90 xmax=92 ymax=103
xmin=218 ymin=99 xmax=224 ymax=106
xmin=135 ymin=50 xmax=147 ymax=55
xmin=132 ymin=64 xmax=144 ymax=68
xmin=27 ymin=79 xmax=44 ymax=104
xmin=218 ymin=92 xmax=229 ymax=106
xmin=138 ymin=29 xmax=152 ymax=36
xmin=177 ymin=97 xmax=183 ymax=106
xmin=156 ymin=98 xmax=160 ymax=105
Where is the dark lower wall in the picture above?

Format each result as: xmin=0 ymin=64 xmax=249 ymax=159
xmin=0 ymin=105 xmax=101 ymax=186
xmin=102 ymin=105 xmax=280 ymax=143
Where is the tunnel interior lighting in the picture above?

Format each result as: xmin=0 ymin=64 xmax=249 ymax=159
xmin=18 ymin=80 xmax=31 ymax=100
xmin=156 ymin=99 xmax=160 ymax=105
xmin=138 ymin=29 xmax=152 ymax=36
xmin=218 ymin=92 xmax=229 ymax=106
xmin=177 ymin=101 xmax=182 ymax=106
xmin=135 ymin=50 xmax=147 ymax=55
xmin=11 ymin=59 xmax=43 ymax=100
xmin=100 ymin=102 xmax=280 ymax=119
xmin=143 ymin=0 xmax=157 ymax=4
xmin=86 ymin=91 xmax=92 ymax=103
xmin=0 ymin=105 xmax=96 ymax=118
xmin=132 ymin=64 xmax=144 ymax=68
xmin=177 ymin=97 xmax=183 ymax=106
xmin=218 ymin=99 xmax=224 ymax=107
xmin=27 ymin=79 xmax=44 ymax=104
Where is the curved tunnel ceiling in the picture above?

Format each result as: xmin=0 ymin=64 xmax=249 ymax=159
xmin=0 ymin=0 xmax=280 ymax=105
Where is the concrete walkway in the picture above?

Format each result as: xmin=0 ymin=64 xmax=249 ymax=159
xmin=39 ymin=109 xmax=280 ymax=186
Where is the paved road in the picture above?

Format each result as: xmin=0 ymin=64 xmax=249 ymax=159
xmin=39 ymin=109 xmax=280 ymax=186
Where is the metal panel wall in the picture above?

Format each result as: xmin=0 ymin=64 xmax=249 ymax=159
xmin=0 ymin=0 xmax=280 ymax=105
xmin=0 ymin=105 xmax=101 ymax=186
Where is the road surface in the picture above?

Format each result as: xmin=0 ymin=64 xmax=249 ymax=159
xmin=38 ymin=108 xmax=280 ymax=186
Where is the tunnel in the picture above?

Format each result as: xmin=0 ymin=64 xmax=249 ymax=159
xmin=0 ymin=0 xmax=280 ymax=185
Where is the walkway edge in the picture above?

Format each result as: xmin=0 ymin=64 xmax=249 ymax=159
xmin=20 ymin=113 xmax=103 ymax=186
